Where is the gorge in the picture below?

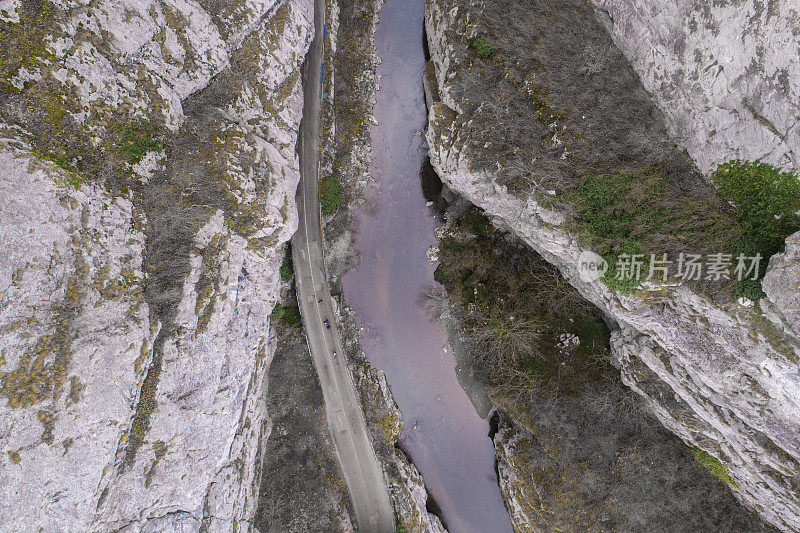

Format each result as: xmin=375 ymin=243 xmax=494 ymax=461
xmin=0 ymin=0 xmax=798 ymax=531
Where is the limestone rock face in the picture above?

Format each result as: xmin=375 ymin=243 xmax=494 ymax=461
xmin=763 ymin=231 xmax=800 ymax=339
xmin=590 ymin=0 xmax=800 ymax=175
xmin=494 ymin=425 xmax=537 ymax=532
xmin=0 ymin=138 xmax=152 ymax=532
xmin=424 ymin=0 xmax=800 ymax=529
xmin=391 ymin=452 xmax=448 ymax=533
xmin=0 ymin=0 xmax=313 ymax=530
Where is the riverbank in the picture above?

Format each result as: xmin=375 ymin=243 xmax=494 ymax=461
xmin=318 ymin=0 xmax=447 ymax=530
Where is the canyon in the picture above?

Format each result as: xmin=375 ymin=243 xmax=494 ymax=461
xmin=0 ymin=0 xmax=798 ymax=531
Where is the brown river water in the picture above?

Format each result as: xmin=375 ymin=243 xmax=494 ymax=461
xmin=341 ymin=1 xmax=514 ymax=531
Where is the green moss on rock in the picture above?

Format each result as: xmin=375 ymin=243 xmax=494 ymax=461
xmin=691 ymin=448 xmax=739 ymax=488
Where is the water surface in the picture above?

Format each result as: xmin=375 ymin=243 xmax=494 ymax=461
xmin=341 ymin=1 xmax=514 ymax=531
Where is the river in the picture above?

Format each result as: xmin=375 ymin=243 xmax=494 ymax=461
xmin=340 ymin=0 xmax=514 ymax=531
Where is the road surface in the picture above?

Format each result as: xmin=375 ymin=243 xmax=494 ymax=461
xmin=291 ymin=0 xmax=395 ymax=531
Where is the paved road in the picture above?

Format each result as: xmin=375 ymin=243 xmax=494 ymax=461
xmin=291 ymin=1 xmax=394 ymax=531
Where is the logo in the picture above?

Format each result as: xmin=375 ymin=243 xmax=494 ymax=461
xmin=578 ymin=250 xmax=608 ymax=283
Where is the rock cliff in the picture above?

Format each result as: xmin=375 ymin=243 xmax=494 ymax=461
xmin=424 ymin=0 xmax=800 ymax=529
xmin=0 ymin=0 xmax=312 ymax=530
xmin=590 ymin=0 xmax=800 ymax=175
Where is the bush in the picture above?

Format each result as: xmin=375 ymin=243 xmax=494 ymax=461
xmin=280 ymin=244 xmax=294 ymax=282
xmin=270 ymin=303 xmax=302 ymax=326
xmin=470 ymin=37 xmax=492 ymax=58
xmin=320 ymin=175 xmax=343 ymax=216
xmin=601 ymin=239 xmax=649 ymax=293
xmin=567 ymin=162 xmax=800 ymax=298
xmin=117 ymin=119 xmax=163 ymax=162
xmin=691 ymin=448 xmax=739 ymax=488
xmin=713 ymin=160 xmax=800 ymax=268
xmin=460 ymin=208 xmax=491 ymax=234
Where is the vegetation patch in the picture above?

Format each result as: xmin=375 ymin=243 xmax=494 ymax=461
xmin=565 ymin=161 xmax=799 ymax=297
xmin=469 ymin=37 xmax=493 ymax=58
xmin=691 ymin=448 xmax=739 ymax=488
xmin=566 ymin=167 xmax=742 ymax=294
xmin=11 ymin=80 xmax=109 ymax=188
xmin=1 ymin=253 xmax=84 ymax=411
xmin=327 ymin=0 xmax=380 ymax=207
xmin=254 ymin=321 xmax=353 ymax=531
xmin=460 ymin=208 xmax=491 ymax=235
xmin=713 ymin=160 xmax=800 ymax=300
xmin=33 ymin=149 xmax=83 ymax=187
xmin=0 ymin=0 xmax=56 ymax=89
xmin=125 ymin=342 xmax=162 ymax=467
xmin=116 ymin=119 xmax=163 ymax=162
xmin=320 ymin=175 xmax=343 ymax=216
xmin=270 ymin=303 xmax=302 ymax=326
xmin=280 ymin=244 xmax=294 ymax=282
xmin=434 ymin=216 xmax=611 ymax=398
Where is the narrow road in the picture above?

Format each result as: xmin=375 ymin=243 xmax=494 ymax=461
xmin=291 ymin=1 xmax=395 ymax=531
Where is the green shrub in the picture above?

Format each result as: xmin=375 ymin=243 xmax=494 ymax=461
xmin=601 ymin=239 xmax=649 ymax=293
xmin=280 ymin=244 xmax=294 ymax=282
xmin=470 ymin=37 xmax=492 ymax=58
xmin=117 ymin=119 xmax=162 ymax=162
xmin=713 ymin=160 xmax=800 ymax=270
xmin=691 ymin=448 xmax=739 ymax=488
xmin=567 ymin=162 xmax=800 ymax=299
xmin=320 ymin=175 xmax=343 ymax=216
xmin=270 ymin=303 xmax=302 ymax=326
xmin=732 ymin=278 xmax=764 ymax=302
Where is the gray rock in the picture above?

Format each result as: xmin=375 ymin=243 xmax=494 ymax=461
xmin=0 ymin=137 xmax=151 ymax=533
xmin=0 ymin=0 xmax=314 ymax=530
xmin=590 ymin=0 xmax=800 ymax=175
xmin=763 ymin=231 xmax=800 ymax=339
